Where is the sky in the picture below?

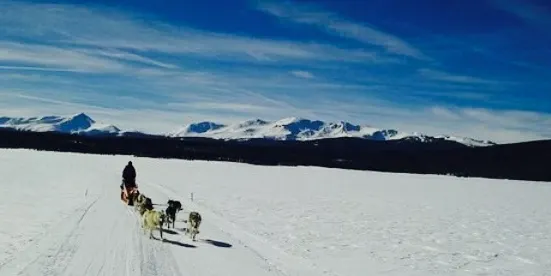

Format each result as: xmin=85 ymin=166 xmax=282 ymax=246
xmin=0 ymin=0 xmax=550 ymax=143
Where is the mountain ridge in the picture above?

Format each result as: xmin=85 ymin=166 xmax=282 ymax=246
xmin=168 ymin=117 xmax=497 ymax=147
xmin=0 ymin=113 xmax=497 ymax=147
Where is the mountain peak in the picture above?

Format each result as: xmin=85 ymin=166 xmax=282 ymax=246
xmin=168 ymin=121 xmax=226 ymax=137
xmin=0 ymin=113 xmax=118 ymax=136
xmin=166 ymin=117 xmax=497 ymax=146
xmin=71 ymin=113 xmax=95 ymax=122
xmin=238 ymin=119 xmax=269 ymax=127
xmin=56 ymin=113 xmax=95 ymax=132
xmin=0 ymin=114 xmax=498 ymax=147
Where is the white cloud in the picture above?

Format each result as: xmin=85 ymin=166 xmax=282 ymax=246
xmin=0 ymin=0 xmax=387 ymax=64
xmin=290 ymin=70 xmax=314 ymax=79
xmin=167 ymin=102 xmax=276 ymax=113
xmin=0 ymin=0 xmax=547 ymax=145
xmin=300 ymin=97 xmax=551 ymax=144
xmin=80 ymin=49 xmax=178 ymax=69
xmin=1 ymin=87 xmax=550 ymax=143
xmin=0 ymin=89 xmax=309 ymax=134
xmin=255 ymin=1 xmax=427 ymax=60
xmin=0 ymin=42 xmax=126 ymax=73
xmin=411 ymin=107 xmax=551 ymax=143
xmin=418 ymin=68 xmax=501 ymax=85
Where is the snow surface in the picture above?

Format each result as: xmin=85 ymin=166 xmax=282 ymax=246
xmin=0 ymin=148 xmax=549 ymax=276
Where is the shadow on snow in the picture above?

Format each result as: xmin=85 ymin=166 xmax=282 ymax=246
xmin=152 ymin=236 xmax=197 ymax=248
xmin=161 ymin=229 xmax=179 ymax=235
xmin=200 ymin=239 xmax=232 ymax=248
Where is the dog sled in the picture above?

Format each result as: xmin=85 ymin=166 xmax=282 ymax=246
xmin=120 ymin=180 xmax=139 ymax=206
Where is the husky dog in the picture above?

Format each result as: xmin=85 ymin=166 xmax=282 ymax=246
xmin=165 ymin=200 xmax=183 ymax=229
xmin=186 ymin=211 xmax=202 ymax=241
xmin=134 ymin=193 xmax=147 ymax=211
xmin=138 ymin=197 xmax=153 ymax=216
xmin=142 ymin=209 xmax=166 ymax=240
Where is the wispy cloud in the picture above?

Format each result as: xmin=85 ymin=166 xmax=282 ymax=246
xmin=2 ymin=84 xmax=550 ymax=143
xmin=491 ymin=0 xmax=551 ymax=30
xmin=0 ymin=0 xmax=547 ymax=144
xmin=418 ymin=68 xmax=501 ymax=85
xmin=317 ymin=98 xmax=551 ymax=143
xmin=426 ymin=107 xmax=551 ymax=143
xmin=255 ymin=0 xmax=427 ymax=60
xmin=82 ymin=49 xmax=178 ymax=69
xmin=290 ymin=70 xmax=314 ymax=79
xmin=0 ymin=42 xmax=127 ymax=73
xmin=412 ymin=90 xmax=491 ymax=101
xmin=0 ymin=0 xmax=387 ymax=64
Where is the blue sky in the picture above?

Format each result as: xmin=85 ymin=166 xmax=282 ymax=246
xmin=0 ymin=0 xmax=550 ymax=143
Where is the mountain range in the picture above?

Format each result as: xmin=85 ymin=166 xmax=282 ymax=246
xmin=0 ymin=113 xmax=497 ymax=147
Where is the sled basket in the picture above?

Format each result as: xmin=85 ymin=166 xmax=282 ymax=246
xmin=121 ymin=183 xmax=139 ymax=206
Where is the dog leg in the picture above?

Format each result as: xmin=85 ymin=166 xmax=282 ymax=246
xmin=172 ymin=214 xmax=176 ymax=229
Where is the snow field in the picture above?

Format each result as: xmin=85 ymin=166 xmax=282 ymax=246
xmin=0 ymin=148 xmax=550 ymax=276
xmin=135 ymin=154 xmax=551 ymax=275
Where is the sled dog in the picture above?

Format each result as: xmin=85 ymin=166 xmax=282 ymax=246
xmin=142 ymin=209 xmax=166 ymax=240
xmin=138 ymin=197 xmax=153 ymax=216
xmin=165 ymin=200 xmax=183 ymax=229
xmin=134 ymin=193 xmax=147 ymax=211
xmin=186 ymin=211 xmax=202 ymax=241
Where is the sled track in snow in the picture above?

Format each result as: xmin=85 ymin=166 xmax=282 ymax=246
xmin=0 ymin=195 xmax=101 ymax=276
xmin=0 ymin=182 xmax=183 ymax=276
xmin=0 ymin=170 xmax=324 ymax=276
xmin=143 ymin=181 xmax=291 ymax=276
xmin=124 ymin=204 xmax=183 ymax=276
xmin=141 ymin=181 xmax=333 ymax=276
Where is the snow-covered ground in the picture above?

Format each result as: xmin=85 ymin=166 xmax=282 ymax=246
xmin=0 ymin=149 xmax=550 ymax=276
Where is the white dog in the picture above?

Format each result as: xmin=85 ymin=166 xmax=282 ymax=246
xmin=186 ymin=211 xmax=202 ymax=241
xmin=142 ymin=209 xmax=166 ymax=240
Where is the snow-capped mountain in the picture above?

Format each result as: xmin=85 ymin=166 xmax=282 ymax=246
xmin=0 ymin=113 xmax=497 ymax=146
xmin=168 ymin=117 xmax=497 ymax=147
xmin=0 ymin=113 xmax=120 ymax=136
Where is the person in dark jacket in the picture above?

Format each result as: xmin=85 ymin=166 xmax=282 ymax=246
xmin=122 ymin=161 xmax=137 ymax=188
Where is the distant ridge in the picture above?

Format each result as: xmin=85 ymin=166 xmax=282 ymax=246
xmin=0 ymin=113 xmax=497 ymax=147
xmin=167 ymin=117 xmax=496 ymax=147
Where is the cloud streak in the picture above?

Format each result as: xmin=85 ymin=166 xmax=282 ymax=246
xmin=290 ymin=70 xmax=314 ymax=79
xmin=0 ymin=0 xmax=547 ymax=144
xmin=417 ymin=68 xmax=502 ymax=85
xmin=322 ymin=99 xmax=551 ymax=143
xmin=0 ymin=0 xmax=388 ymax=65
xmin=0 ymin=42 xmax=125 ymax=73
xmin=255 ymin=0 xmax=427 ymax=60
xmin=491 ymin=0 xmax=551 ymax=30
